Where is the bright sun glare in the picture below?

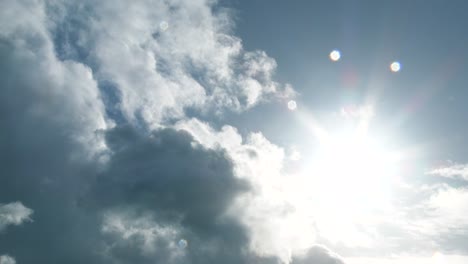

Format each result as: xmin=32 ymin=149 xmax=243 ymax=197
xmin=292 ymin=106 xmax=400 ymax=245
xmin=310 ymin=132 xmax=395 ymax=207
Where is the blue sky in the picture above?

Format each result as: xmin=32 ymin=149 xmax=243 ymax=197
xmin=1 ymin=1 xmax=468 ymax=264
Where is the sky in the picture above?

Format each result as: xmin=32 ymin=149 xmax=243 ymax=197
xmin=1 ymin=0 xmax=468 ymax=264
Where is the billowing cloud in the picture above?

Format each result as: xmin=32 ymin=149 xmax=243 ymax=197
xmin=0 ymin=121 xmax=279 ymax=263
xmin=47 ymin=0 xmax=293 ymax=126
xmin=0 ymin=0 xmax=108 ymax=158
xmin=0 ymin=202 xmax=33 ymax=232
xmin=88 ymin=126 xmax=259 ymax=264
xmin=0 ymin=0 xmax=347 ymax=264
xmin=175 ymin=119 xmax=318 ymax=262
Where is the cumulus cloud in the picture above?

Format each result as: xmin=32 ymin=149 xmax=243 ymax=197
xmin=0 ymin=202 xmax=33 ymax=232
xmin=1 ymin=120 xmax=277 ymax=263
xmin=88 ymin=126 xmax=258 ymax=263
xmin=175 ymin=119 xmax=318 ymax=262
xmin=0 ymin=0 xmax=108 ymax=158
xmin=0 ymin=0 xmax=347 ymax=263
xmin=47 ymin=0 xmax=293 ymax=126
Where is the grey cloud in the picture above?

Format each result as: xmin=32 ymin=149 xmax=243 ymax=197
xmin=0 ymin=120 xmax=282 ymax=263
xmin=88 ymin=126 xmax=258 ymax=264
xmin=0 ymin=0 xmax=108 ymax=155
xmin=91 ymin=126 xmax=248 ymax=231
xmin=0 ymin=1 xmax=109 ymax=262
xmin=0 ymin=101 xmax=276 ymax=264
xmin=0 ymin=0 xmax=346 ymax=264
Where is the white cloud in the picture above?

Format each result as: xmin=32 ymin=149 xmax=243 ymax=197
xmin=175 ymin=118 xmax=317 ymax=262
xmin=0 ymin=255 xmax=16 ymax=264
xmin=292 ymin=245 xmax=345 ymax=264
xmin=175 ymin=119 xmax=468 ymax=261
xmin=101 ymin=209 xmax=182 ymax=258
xmin=428 ymin=186 xmax=468 ymax=229
xmin=46 ymin=0 xmax=294 ymax=127
xmin=427 ymin=162 xmax=468 ymax=181
xmin=0 ymin=202 xmax=33 ymax=231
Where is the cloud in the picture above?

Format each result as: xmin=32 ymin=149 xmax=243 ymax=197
xmin=100 ymin=209 xmax=183 ymax=262
xmin=427 ymin=186 xmax=468 ymax=234
xmin=0 ymin=0 xmax=108 ymax=158
xmin=47 ymin=0 xmax=293 ymax=126
xmin=322 ymin=180 xmax=468 ymax=258
xmin=88 ymin=126 xmax=260 ymax=263
xmin=292 ymin=245 xmax=346 ymax=264
xmin=427 ymin=162 xmax=468 ymax=181
xmin=0 ymin=255 xmax=15 ymax=264
xmin=0 ymin=202 xmax=33 ymax=232
xmin=0 ymin=119 xmax=272 ymax=263
xmin=175 ymin=119 xmax=318 ymax=262
xmin=0 ymin=0 xmax=349 ymax=264
xmin=0 ymin=117 xmax=269 ymax=263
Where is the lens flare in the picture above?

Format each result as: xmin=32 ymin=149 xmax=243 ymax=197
xmin=329 ymin=50 xmax=341 ymax=61
xmin=390 ymin=61 xmax=401 ymax=72
xmin=288 ymin=100 xmax=297 ymax=110
xmin=178 ymin=239 xmax=188 ymax=249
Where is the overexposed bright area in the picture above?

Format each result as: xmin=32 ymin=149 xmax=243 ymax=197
xmin=288 ymin=105 xmax=402 ymax=246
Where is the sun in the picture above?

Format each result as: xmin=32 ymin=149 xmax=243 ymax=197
xmin=309 ymin=131 xmax=395 ymax=209
xmin=308 ymin=133 xmax=397 ymax=245
xmin=290 ymin=107 xmax=401 ymax=245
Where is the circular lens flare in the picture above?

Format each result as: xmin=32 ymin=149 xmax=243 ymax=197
xmin=329 ymin=50 xmax=341 ymax=61
xmin=178 ymin=239 xmax=188 ymax=249
xmin=390 ymin=61 xmax=401 ymax=72
xmin=288 ymin=100 xmax=297 ymax=110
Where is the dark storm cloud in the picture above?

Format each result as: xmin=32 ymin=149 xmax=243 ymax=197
xmin=0 ymin=112 xmax=271 ymax=264
xmin=0 ymin=71 xmax=270 ymax=263
xmin=0 ymin=7 xmax=256 ymax=261
xmin=0 ymin=24 xmax=105 ymax=262
xmin=0 ymin=0 xmax=265 ymax=262
xmin=0 ymin=57 xmax=272 ymax=262
xmin=87 ymin=126 xmax=267 ymax=264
